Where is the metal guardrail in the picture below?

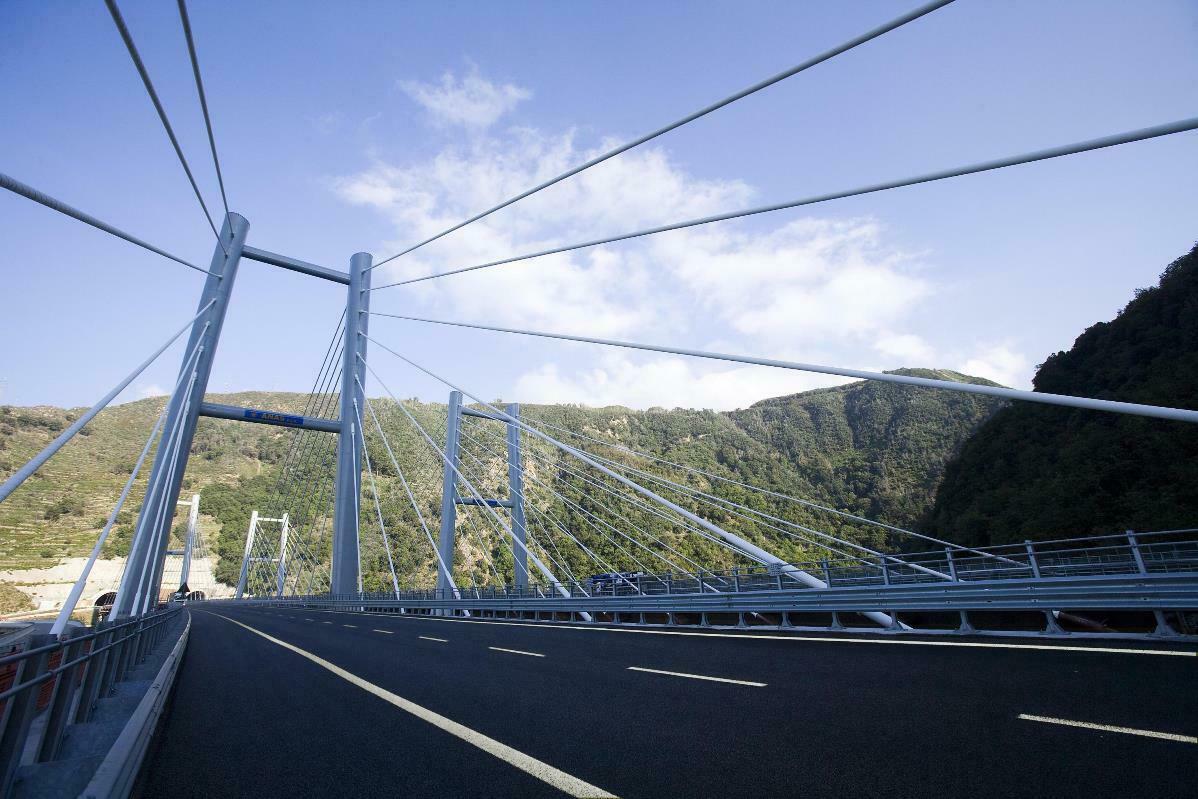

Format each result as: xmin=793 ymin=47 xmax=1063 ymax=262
xmin=262 ymin=529 xmax=1198 ymax=601
xmin=0 ymin=605 xmax=184 ymax=794
xmin=229 ymin=531 xmax=1198 ymax=637
xmin=244 ymin=572 xmax=1198 ymax=613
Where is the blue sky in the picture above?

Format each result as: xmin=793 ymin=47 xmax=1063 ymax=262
xmin=2 ymin=0 xmax=1196 ymax=411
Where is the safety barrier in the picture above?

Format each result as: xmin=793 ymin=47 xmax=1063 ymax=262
xmin=0 ymin=606 xmax=184 ymax=795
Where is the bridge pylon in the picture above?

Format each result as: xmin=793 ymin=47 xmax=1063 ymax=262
xmin=439 ymin=394 xmax=532 ymax=591
xmin=110 ymin=215 xmax=371 ymax=615
xmin=112 ymin=212 xmax=249 ymax=619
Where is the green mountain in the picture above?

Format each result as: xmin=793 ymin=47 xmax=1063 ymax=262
xmin=925 ymin=242 xmax=1198 ymax=546
xmin=0 ymin=370 xmax=1002 ymax=591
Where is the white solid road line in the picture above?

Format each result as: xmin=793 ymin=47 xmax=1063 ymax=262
xmin=489 ymin=646 xmax=544 ymax=658
xmin=206 ymin=613 xmax=616 ymax=798
xmin=1018 ymin=714 xmax=1197 ymax=743
xmin=627 ymin=666 xmax=766 ymax=687
xmin=373 ymin=629 xmax=394 ymax=635
xmin=419 ymin=636 xmax=448 ymax=642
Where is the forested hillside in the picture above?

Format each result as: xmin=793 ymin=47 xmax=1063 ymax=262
xmin=0 ymin=369 xmax=1001 ymax=591
xmin=926 ymin=242 xmax=1198 ymax=546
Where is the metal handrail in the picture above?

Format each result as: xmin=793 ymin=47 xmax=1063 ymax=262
xmin=235 ymin=530 xmax=1198 ymax=606
xmin=0 ymin=604 xmax=185 ymax=791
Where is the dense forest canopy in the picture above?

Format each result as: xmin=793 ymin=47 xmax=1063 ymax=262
xmin=925 ymin=242 xmax=1198 ymax=545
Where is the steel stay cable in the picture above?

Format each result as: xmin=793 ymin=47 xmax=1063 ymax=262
xmin=530 ymin=416 xmax=930 ymax=539
xmin=105 ymin=0 xmax=227 ymax=254
xmin=0 ymin=300 xmax=216 ymax=504
xmin=270 ymin=331 xmax=345 ymax=589
xmin=367 ymin=0 xmax=957 ymax=270
xmin=457 ymin=419 xmax=675 ymax=567
xmin=362 ymin=395 xmax=461 ymax=596
xmin=457 ymin=423 xmax=679 ymax=576
xmin=0 ymin=173 xmax=212 ymax=275
xmin=273 ymin=408 xmax=338 ymax=592
xmin=528 ymin=415 xmax=1021 ymax=565
xmin=269 ymin=315 xmax=344 ymax=494
xmin=532 ymin=454 xmax=771 ymax=578
xmin=281 ymin=351 xmax=345 ymax=592
xmin=513 ymin=446 xmax=750 ymax=574
xmin=371 ymin=117 xmax=1198 ymax=293
xmin=354 ymin=400 xmax=402 ymax=599
xmin=454 ymin=438 xmax=619 ymax=584
xmin=455 ymin=412 xmax=757 ymax=563
xmin=562 ymin=445 xmax=924 ymax=572
xmin=526 ymin=529 xmax=571 ymax=583
xmin=176 ymin=0 xmax=230 ymax=222
xmin=522 ymin=500 xmax=615 ymax=580
xmin=132 ymin=366 xmax=199 ymax=615
xmin=370 ymin=400 xmax=502 ymax=588
xmin=526 ymin=522 xmax=579 ymax=585
xmin=359 ymin=338 xmax=912 ymax=634
xmin=472 ymin=419 xmax=764 ymax=568
xmin=361 ymin=358 xmax=575 ymax=598
xmin=50 ymin=333 xmax=205 ymax=635
xmin=372 ymin=312 xmax=1198 ymax=425
xmin=452 ymin=426 xmax=614 ymax=578
xmin=518 ymin=485 xmax=581 ymax=585
xmin=451 ymin=451 xmax=546 ymax=585
xmin=514 ymin=442 xmax=759 ymax=565
xmin=592 ymin=456 xmax=930 ymax=572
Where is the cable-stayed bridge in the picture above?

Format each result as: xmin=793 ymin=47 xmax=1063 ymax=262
xmin=0 ymin=1 xmax=1195 ymax=796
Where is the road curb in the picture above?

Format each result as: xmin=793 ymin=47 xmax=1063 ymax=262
xmin=81 ymin=612 xmax=191 ymax=799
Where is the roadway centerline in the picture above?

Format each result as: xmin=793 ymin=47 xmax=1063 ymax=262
xmin=419 ymin=636 xmax=448 ymax=642
xmin=343 ymin=624 xmax=358 ymax=628
xmin=203 ymin=612 xmax=616 ymax=798
xmin=489 ymin=646 xmax=544 ymax=658
xmin=627 ymin=666 xmax=766 ymax=687
xmin=373 ymin=629 xmax=394 ymax=635
xmin=1018 ymin=714 xmax=1197 ymax=743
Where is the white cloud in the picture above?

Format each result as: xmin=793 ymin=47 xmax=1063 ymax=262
xmin=400 ymin=68 xmax=531 ymax=128
xmin=961 ymin=344 xmax=1032 ymax=388
xmin=874 ymin=332 xmax=936 ymax=364
xmin=513 ymin=353 xmax=851 ymax=411
xmin=653 ymin=219 xmax=932 ymax=349
xmin=338 ymin=68 xmax=944 ymax=409
xmin=136 ymin=383 xmax=166 ymax=399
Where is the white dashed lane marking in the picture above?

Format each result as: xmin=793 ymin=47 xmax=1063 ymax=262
xmin=627 ymin=666 xmax=765 ymax=687
xmin=489 ymin=646 xmax=544 ymax=658
xmin=1018 ymin=714 xmax=1196 ymax=743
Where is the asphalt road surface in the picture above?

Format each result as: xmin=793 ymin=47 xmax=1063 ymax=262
xmin=141 ymin=605 xmax=1197 ymax=798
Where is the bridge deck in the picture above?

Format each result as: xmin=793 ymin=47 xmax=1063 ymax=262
xmin=145 ymin=607 xmax=1196 ymax=798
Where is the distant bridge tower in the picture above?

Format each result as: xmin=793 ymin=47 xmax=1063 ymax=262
xmin=439 ymin=392 xmax=531 ymax=591
xmin=236 ymin=511 xmax=291 ymax=599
